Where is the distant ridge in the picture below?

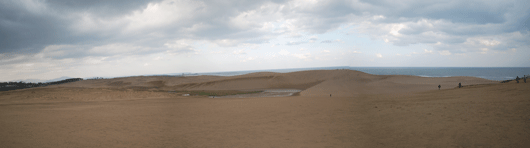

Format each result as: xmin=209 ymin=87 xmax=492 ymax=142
xmin=11 ymin=78 xmax=44 ymax=83
xmin=1 ymin=78 xmax=83 ymax=92
xmin=5 ymin=67 xmax=529 ymax=82
xmin=44 ymin=76 xmax=73 ymax=83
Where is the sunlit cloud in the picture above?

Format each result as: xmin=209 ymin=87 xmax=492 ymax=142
xmin=279 ymin=49 xmax=290 ymax=56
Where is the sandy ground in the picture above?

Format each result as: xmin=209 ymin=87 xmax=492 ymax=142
xmin=1 ymin=70 xmax=529 ymax=147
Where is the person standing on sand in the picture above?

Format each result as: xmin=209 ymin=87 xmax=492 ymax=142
xmin=516 ymin=76 xmax=520 ymax=83
xmin=459 ymin=82 xmax=462 ymax=88
xmin=330 ymin=94 xmax=332 ymax=97
xmin=438 ymin=85 xmax=441 ymax=90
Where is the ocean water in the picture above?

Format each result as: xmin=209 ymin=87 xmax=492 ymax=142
xmin=197 ymin=67 xmax=530 ymax=81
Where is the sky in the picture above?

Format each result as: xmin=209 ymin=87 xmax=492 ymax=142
xmin=1 ymin=0 xmax=530 ymax=81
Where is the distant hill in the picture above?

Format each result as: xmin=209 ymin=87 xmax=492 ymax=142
xmin=44 ymin=76 xmax=73 ymax=83
xmin=1 ymin=78 xmax=83 ymax=92
xmin=11 ymin=79 xmax=44 ymax=83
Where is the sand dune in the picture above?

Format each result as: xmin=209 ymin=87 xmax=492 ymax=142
xmin=1 ymin=70 xmax=528 ymax=147
xmin=52 ymin=70 xmax=495 ymax=98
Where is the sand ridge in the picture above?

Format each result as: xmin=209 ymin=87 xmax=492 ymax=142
xmin=50 ymin=70 xmax=496 ymax=99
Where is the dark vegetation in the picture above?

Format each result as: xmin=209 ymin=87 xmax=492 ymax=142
xmin=86 ymin=77 xmax=107 ymax=80
xmin=501 ymin=75 xmax=528 ymax=83
xmin=0 ymin=78 xmax=83 ymax=92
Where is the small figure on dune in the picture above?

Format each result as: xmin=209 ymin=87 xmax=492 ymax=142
xmin=516 ymin=76 xmax=520 ymax=83
xmin=459 ymin=82 xmax=462 ymax=88
xmin=330 ymin=94 xmax=332 ymax=97
xmin=524 ymin=75 xmax=526 ymax=83
xmin=438 ymin=85 xmax=441 ymax=90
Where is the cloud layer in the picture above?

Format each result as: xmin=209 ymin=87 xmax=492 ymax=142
xmin=1 ymin=0 xmax=529 ymax=81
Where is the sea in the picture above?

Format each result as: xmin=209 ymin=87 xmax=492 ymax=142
xmin=189 ymin=67 xmax=530 ymax=81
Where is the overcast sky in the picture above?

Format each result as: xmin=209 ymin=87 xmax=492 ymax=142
xmin=1 ymin=0 xmax=529 ymax=81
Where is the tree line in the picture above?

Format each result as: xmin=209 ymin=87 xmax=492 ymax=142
xmin=0 ymin=78 xmax=83 ymax=92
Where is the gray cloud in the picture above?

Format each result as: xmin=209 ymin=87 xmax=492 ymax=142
xmin=361 ymin=0 xmax=510 ymax=24
xmin=0 ymin=1 xmax=67 ymax=53
xmin=0 ymin=0 xmax=284 ymax=55
xmin=271 ymin=0 xmax=530 ymax=52
xmin=46 ymin=0 xmax=161 ymax=17
xmin=1 ymin=0 xmax=529 ymax=67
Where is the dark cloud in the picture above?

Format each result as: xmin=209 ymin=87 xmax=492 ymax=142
xmin=0 ymin=1 xmax=64 ymax=53
xmin=0 ymin=0 xmax=146 ymax=54
xmin=46 ymin=0 xmax=161 ymax=18
xmin=0 ymin=0 xmax=281 ymax=55
xmin=1 ymin=0 xmax=528 ymax=59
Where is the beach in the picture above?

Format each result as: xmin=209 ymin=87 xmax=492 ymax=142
xmin=1 ymin=70 xmax=529 ymax=147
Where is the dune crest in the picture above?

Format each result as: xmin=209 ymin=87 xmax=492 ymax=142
xmin=50 ymin=70 xmax=495 ymax=98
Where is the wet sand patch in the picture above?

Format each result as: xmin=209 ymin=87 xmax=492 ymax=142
xmin=210 ymin=89 xmax=301 ymax=98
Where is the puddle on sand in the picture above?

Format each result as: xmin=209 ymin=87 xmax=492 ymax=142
xmin=210 ymin=89 xmax=301 ymax=98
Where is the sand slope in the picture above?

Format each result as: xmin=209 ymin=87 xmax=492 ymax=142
xmin=1 ymin=70 xmax=528 ymax=147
